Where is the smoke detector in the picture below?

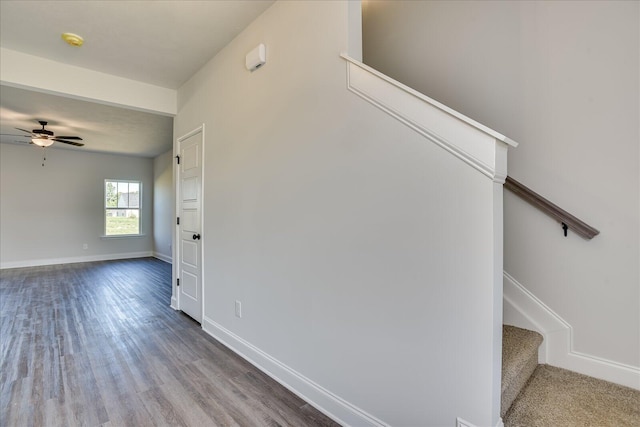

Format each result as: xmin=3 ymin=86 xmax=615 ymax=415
xmin=61 ymin=33 xmax=84 ymax=47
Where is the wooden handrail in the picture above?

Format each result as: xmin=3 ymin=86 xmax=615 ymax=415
xmin=504 ymin=176 xmax=600 ymax=240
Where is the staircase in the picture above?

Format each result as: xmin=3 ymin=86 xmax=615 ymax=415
xmin=501 ymin=325 xmax=543 ymax=417
xmin=342 ymin=54 xmax=520 ymax=425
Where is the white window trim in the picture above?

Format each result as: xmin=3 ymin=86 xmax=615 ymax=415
xmin=104 ymin=179 xmax=143 ymax=237
xmin=100 ymin=233 xmax=147 ymax=239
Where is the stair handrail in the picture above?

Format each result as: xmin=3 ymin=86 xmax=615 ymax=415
xmin=505 ymin=176 xmax=599 ymax=239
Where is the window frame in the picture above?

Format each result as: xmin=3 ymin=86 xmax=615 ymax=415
xmin=103 ymin=179 xmax=143 ymax=237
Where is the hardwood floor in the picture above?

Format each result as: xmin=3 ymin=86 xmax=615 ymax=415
xmin=0 ymin=258 xmax=340 ymax=427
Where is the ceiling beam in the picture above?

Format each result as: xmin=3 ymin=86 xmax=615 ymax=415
xmin=0 ymin=47 xmax=176 ymax=116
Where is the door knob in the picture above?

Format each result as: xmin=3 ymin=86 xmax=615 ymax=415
xmin=193 ymin=234 xmax=201 ymax=240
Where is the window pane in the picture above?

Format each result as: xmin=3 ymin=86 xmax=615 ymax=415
xmin=105 ymin=209 xmax=139 ymax=235
xmin=105 ymin=180 xmax=141 ymax=235
xmin=106 ymin=181 xmax=118 ymax=207
xmin=118 ymin=182 xmax=129 ymax=208
xmin=129 ymin=182 xmax=140 ymax=208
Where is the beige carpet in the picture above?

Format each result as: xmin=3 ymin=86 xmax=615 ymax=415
xmin=504 ymin=365 xmax=640 ymax=427
xmin=502 ymin=326 xmax=543 ymax=416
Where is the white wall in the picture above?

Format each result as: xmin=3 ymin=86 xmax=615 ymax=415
xmin=175 ymin=1 xmax=504 ymax=426
xmin=363 ymin=0 xmax=639 ymax=378
xmin=153 ymin=149 xmax=173 ymax=263
xmin=0 ymin=143 xmax=154 ymax=268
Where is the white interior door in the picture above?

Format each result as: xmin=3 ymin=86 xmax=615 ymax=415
xmin=178 ymin=128 xmax=203 ymax=322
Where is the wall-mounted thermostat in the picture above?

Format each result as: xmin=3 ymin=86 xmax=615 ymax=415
xmin=246 ymin=44 xmax=266 ymax=72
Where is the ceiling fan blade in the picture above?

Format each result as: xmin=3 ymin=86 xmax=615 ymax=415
xmin=55 ymin=136 xmax=83 ymax=140
xmin=53 ymin=138 xmax=84 ymax=147
xmin=15 ymin=128 xmax=33 ymax=134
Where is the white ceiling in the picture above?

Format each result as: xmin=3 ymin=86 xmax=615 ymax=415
xmin=0 ymin=0 xmax=275 ymax=157
xmin=0 ymin=0 xmax=275 ymax=89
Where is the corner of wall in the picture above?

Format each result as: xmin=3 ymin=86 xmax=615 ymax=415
xmin=153 ymin=252 xmax=172 ymax=264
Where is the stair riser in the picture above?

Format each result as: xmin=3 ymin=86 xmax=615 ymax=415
xmin=501 ymin=352 xmax=538 ymax=417
xmin=501 ymin=326 xmax=544 ymax=417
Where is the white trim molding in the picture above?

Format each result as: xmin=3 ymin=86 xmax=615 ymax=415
xmin=173 ymin=124 xmax=205 ymax=320
xmin=457 ymin=417 xmax=504 ymax=427
xmin=153 ymin=252 xmax=172 ymax=264
xmin=202 ymin=316 xmax=389 ymax=427
xmin=503 ymin=271 xmax=640 ymax=390
xmin=0 ymin=251 xmax=153 ymax=270
xmin=456 ymin=417 xmax=476 ymax=427
xmin=340 ymin=54 xmax=517 ymax=183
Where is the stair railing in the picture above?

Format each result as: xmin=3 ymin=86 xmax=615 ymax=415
xmin=505 ymin=176 xmax=599 ymax=239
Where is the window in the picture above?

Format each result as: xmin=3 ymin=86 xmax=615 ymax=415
xmin=105 ymin=180 xmax=141 ymax=236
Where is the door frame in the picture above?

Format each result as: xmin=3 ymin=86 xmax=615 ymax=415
xmin=172 ymin=124 xmax=205 ymax=319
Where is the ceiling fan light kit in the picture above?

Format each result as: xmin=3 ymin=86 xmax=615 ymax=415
xmin=61 ymin=32 xmax=84 ymax=47
xmin=32 ymin=137 xmax=54 ymax=147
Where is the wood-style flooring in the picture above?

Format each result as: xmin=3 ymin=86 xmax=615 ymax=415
xmin=0 ymin=258 xmax=340 ymax=427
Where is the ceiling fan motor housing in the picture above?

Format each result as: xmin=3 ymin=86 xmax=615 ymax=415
xmin=33 ymin=121 xmax=54 ymax=137
xmin=33 ymin=129 xmax=54 ymax=137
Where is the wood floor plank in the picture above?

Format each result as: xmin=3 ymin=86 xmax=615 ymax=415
xmin=60 ymin=352 xmax=110 ymax=426
xmin=138 ymin=385 xmax=191 ymax=427
xmin=228 ymin=370 xmax=341 ymax=427
xmin=0 ymin=258 xmax=340 ymax=426
xmin=140 ymin=364 xmax=223 ymax=427
xmin=166 ymin=360 xmax=244 ymax=427
xmin=85 ymin=337 xmax=157 ymax=427
xmin=2 ymin=377 xmax=31 ymax=426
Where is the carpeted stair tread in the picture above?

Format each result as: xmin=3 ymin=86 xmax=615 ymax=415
xmin=502 ymin=325 xmax=543 ymax=417
xmin=503 ymin=364 xmax=640 ymax=426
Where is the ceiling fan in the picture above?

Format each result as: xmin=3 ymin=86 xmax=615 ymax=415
xmin=4 ymin=120 xmax=84 ymax=147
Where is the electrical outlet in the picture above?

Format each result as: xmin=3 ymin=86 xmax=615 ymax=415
xmin=83 ymin=243 xmax=88 ymax=250
xmin=235 ymin=300 xmax=242 ymax=318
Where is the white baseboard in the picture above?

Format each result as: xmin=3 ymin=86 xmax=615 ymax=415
xmin=153 ymin=252 xmax=172 ymax=264
xmin=456 ymin=417 xmax=475 ymax=427
xmin=503 ymin=271 xmax=640 ymax=390
xmin=201 ymin=316 xmax=388 ymax=427
xmin=456 ymin=416 xmax=503 ymax=427
xmin=170 ymin=296 xmax=178 ymax=310
xmin=0 ymin=251 xmax=154 ymax=269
